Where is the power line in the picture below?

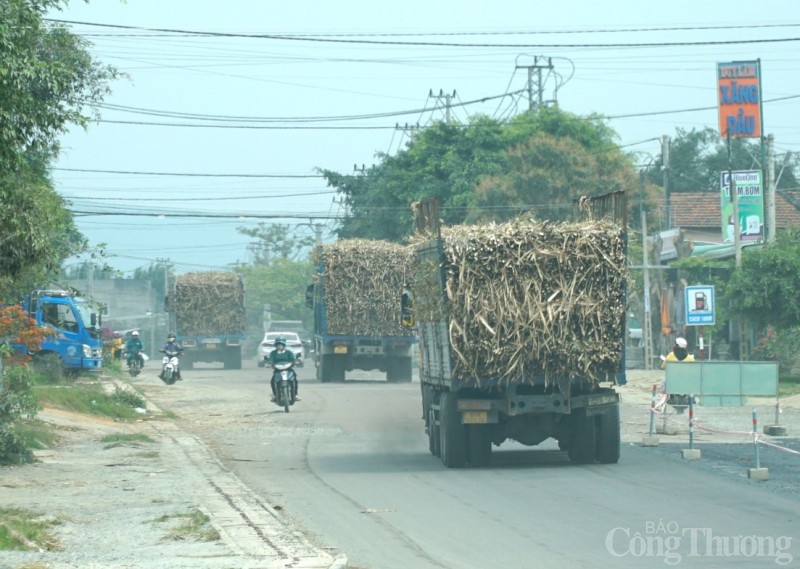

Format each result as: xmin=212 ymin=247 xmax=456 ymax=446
xmin=53 ymin=167 xmax=323 ymax=178
xmin=46 ymin=19 xmax=800 ymax=48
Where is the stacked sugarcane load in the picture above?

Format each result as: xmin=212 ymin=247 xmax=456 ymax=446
xmin=173 ymin=272 xmax=246 ymax=336
xmin=317 ymin=239 xmax=413 ymax=336
xmin=413 ymin=218 xmax=628 ymax=386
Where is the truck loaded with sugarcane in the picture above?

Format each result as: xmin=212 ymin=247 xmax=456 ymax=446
xmin=411 ymin=194 xmax=627 ymax=468
xmin=305 ymin=239 xmax=416 ymax=382
xmin=166 ymin=271 xmax=246 ymax=370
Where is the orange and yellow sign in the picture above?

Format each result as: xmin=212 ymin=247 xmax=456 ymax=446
xmin=717 ymin=60 xmax=762 ymax=138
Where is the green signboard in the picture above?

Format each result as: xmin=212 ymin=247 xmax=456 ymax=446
xmin=720 ymin=170 xmax=765 ymax=243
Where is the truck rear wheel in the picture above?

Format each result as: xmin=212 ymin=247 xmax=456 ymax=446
xmin=319 ymin=355 xmax=345 ymax=383
xmin=467 ymin=425 xmax=492 ymax=467
xmin=568 ymin=409 xmax=596 ymax=465
xmin=223 ymin=348 xmax=242 ymax=370
xmin=428 ymin=406 xmax=441 ymax=457
xmin=439 ymin=392 xmax=467 ymax=468
xmin=595 ymin=404 xmax=621 ymax=464
xmin=386 ymin=357 xmax=412 ymax=383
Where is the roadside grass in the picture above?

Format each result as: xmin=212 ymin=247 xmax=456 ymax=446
xmin=101 ymin=433 xmax=155 ymax=449
xmin=155 ymin=509 xmax=220 ymax=542
xmin=0 ymin=507 xmax=61 ymax=551
xmin=779 ymin=377 xmax=800 ymax=398
xmin=13 ymin=420 xmax=60 ymax=451
xmin=33 ymin=383 xmax=146 ymax=420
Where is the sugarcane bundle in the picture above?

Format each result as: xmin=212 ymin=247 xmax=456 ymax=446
xmin=318 ymin=239 xmax=413 ymax=336
xmin=414 ymin=219 xmax=627 ymax=385
xmin=173 ymin=272 xmax=246 ymax=336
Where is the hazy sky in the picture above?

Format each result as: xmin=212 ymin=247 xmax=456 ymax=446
xmin=48 ymin=0 xmax=800 ymax=275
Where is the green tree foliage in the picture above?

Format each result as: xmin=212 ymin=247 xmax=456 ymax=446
xmin=322 ymin=107 xmax=637 ymax=241
xmin=641 ymin=127 xmax=799 ymax=193
xmin=234 ymin=224 xmax=316 ymax=331
xmin=0 ymin=0 xmax=119 ymax=298
xmin=726 ymin=229 xmax=800 ymax=330
xmin=236 ymin=259 xmax=314 ymax=332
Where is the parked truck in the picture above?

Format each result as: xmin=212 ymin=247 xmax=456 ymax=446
xmin=17 ymin=289 xmax=104 ymax=373
xmin=306 ymin=239 xmax=415 ymax=383
xmin=412 ymin=194 xmax=627 ymax=468
xmin=167 ymin=272 xmax=246 ymax=370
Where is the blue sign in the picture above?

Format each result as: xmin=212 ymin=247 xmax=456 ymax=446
xmin=685 ymin=285 xmax=715 ymax=326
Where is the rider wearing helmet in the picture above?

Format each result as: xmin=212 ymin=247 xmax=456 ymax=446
xmin=660 ymin=337 xmax=694 ymax=369
xmin=267 ymin=336 xmax=300 ymax=401
xmin=160 ymin=333 xmax=184 ymax=380
xmin=660 ymin=336 xmax=695 ymax=408
xmin=125 ymin=330 xmax=144 ymax=368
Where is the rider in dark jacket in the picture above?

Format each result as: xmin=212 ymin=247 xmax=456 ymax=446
xmin=267 ymin=336 xmax=300 ymax=401
xmin=160 ymin=334 xmax=184 ymax=380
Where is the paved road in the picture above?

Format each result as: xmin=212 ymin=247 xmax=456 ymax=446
xmin=140 ymin=363 xmax=800 ymax=569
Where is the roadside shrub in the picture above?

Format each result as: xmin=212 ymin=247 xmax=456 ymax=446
xmin=752 ymin=326 xmax=800 ymax=373
xmin=0 ymin=365 xmax=41 ymax=465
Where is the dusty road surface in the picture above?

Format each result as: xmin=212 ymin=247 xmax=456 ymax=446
xmin=2 ymin=364 xmax=799 ymax=569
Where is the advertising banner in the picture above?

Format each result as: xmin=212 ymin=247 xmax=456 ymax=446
xmin=720 ymin=170 xmax=764 ymax=243
xmin=717 ymin=60 xmax=762 ymax=138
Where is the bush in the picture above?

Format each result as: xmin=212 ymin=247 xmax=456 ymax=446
xmin=752 ymin=326 xmax=800 ymax=373
xmin=0 ymin=365 xmax=41 ymax=465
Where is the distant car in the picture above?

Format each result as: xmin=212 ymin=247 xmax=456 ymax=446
xmin=257 ymin=332 xmax=304 ymax=367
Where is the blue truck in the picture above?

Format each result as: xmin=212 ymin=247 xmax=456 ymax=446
xmin=19 ymin=289 xmax=104 ymax=372
xmin=412 ymin=194 xmax=627 ymax=468
xmin=306 ymin=240 xmax=415 ymax=383
xmin=167 ymin=272 xmax=246 ymax=370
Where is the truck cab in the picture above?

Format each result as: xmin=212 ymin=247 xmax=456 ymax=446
xmin=21 ymin=290 xmax=103 ymax=372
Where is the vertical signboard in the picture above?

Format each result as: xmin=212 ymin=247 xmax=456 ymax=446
xmin=685 ymin=285 xmax=715 ymax=326
xmin=720 ymin=170 xmax=765 ymax=242
xmin=717 ymin=60 xmax=762 ymax=138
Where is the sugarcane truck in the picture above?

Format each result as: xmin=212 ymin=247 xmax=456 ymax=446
xmin=167 ymin=272 xmax=245 ymax=370
xmin=413 ymin=195 xmax=626 ymax=468
xmin=305 ymin=241 xmax=415 ymax=383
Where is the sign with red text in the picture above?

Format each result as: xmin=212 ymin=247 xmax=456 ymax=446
xmin=717 ymin=60 xmax=762 ymax=138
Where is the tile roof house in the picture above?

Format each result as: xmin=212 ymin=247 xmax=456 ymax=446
xmin=648 ymin=190 xmax=800 ymax=261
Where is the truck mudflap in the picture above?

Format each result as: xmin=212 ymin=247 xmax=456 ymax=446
xmin=455 ymin=389 xmax=619 ymax=422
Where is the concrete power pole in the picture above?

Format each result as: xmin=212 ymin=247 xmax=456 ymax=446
xmin=662 ymin=135 xmax=671 ymax=229
xmin=515 ymin=56 xmax=553 ymax=111
xmin=430 ymin=89 xmax=456 ymax=123
xmin=766 ymin=134 xmax=776 ymax=243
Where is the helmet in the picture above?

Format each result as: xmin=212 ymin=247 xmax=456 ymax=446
xmin=274 ymin=336 xmax=287 ymax=347
xmin=675 ymin=337 xmax=688 ymax=349
xmin=132 ymin=331 xmax=139 ymax=337
xmin=167 ymin=334 xmax=176 ymax=341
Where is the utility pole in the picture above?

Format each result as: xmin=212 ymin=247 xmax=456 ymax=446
xmin=662 ymin=135 xmax=671 ymax=229
xmin=515 ymin=56 xmax=553 ymax=111
xmin=429 ymin=89 xmax=456 ymax=123
xmin=766 ymin=134 xmax=776 ymax=243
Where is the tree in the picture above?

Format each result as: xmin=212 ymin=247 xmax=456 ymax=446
xmin=322 ymin=107 xmax=637 ymax=241
xmin=641 ymin=127 xmax=798 ymax=194
xmin=726 ymin=229 xmax=800 ymax=330
xmin=236 ymin=223 xmax=315 ymax=265
xmin=0 ymin=0 xmax=120 ymax=297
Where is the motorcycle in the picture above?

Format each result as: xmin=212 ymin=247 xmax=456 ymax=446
xmin=271 ymin=362 xmax=297 ymax=413
xmin=159 ymin=348 xmax=182 ymax=385
xmin=126 ymin=349 xmax=146 ymax=377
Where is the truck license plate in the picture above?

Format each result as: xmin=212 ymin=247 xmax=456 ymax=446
xmin=334 ymin=346 xmax=348 ymax=354
xmin=462 ymin=411 xmax=488 ymax=424
xmin=206 ymin=343 xmax=217 ymax=349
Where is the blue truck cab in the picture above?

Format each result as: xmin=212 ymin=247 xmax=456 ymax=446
xmin=20 ymin=290 xmax=103 ymax=372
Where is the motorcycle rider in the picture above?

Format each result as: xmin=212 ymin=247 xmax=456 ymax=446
xmin=660 ymin=337 xmax=694 ymax=368
xmin=125 ymin=331 xmax=144 ymax=369
xmin=660 ymin=337 xmax=695 ymax=407
xmin=267 ymin=336 xmax=300 ymax=402
xmin=159 ymin=333 xmax=184 ymax=381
